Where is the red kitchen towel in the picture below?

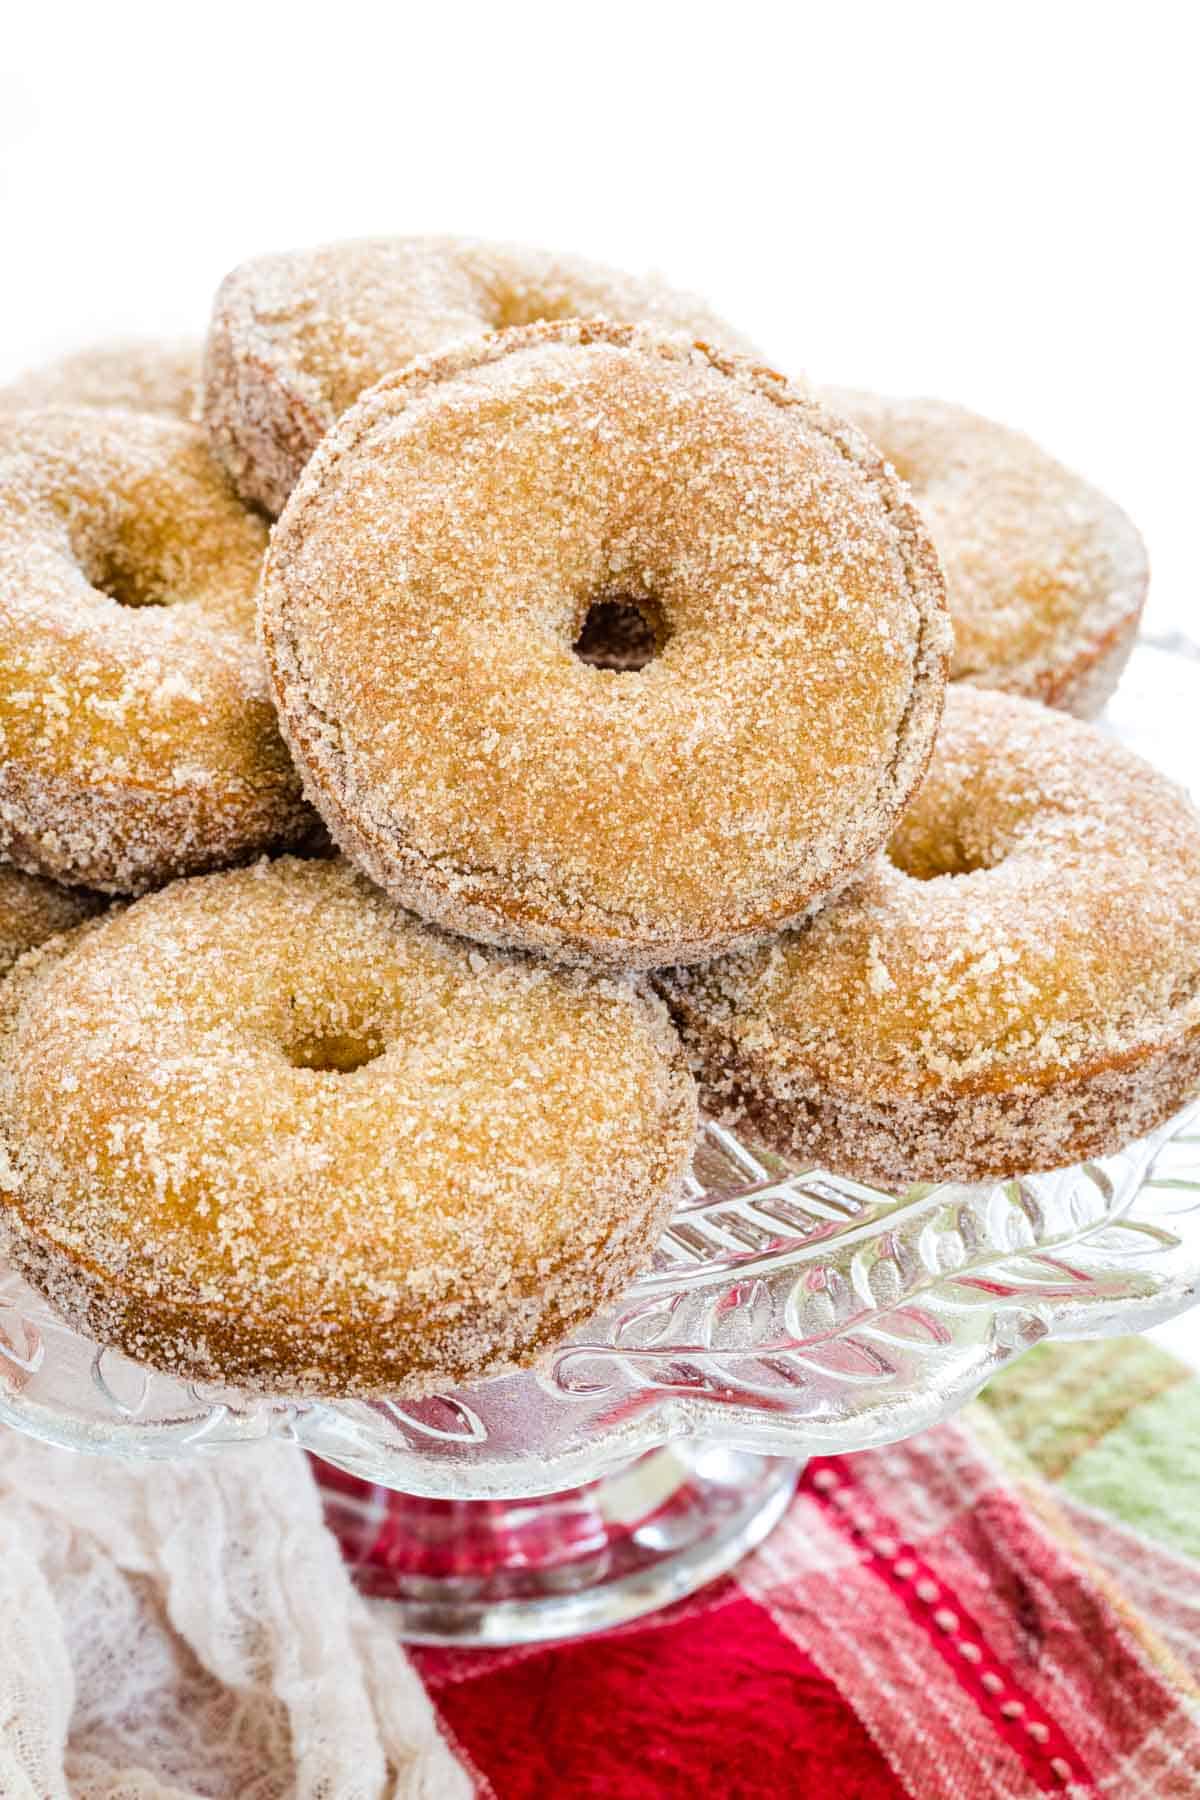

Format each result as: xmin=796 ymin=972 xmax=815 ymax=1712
xmin=323 ymin=1338 xmax=1200 ymax=1797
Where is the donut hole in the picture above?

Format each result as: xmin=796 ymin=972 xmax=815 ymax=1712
xmin=488 ymin=284 xmax=580 ymax=332
xmin=572 ymin=597 xmax=672 ymax=673
xmin=886 ymin=835 xmax=994 ymax=881
xmin=287 ymin=1029 xmax=384 ymax=1074
xmin=86 ymin=546 xmax=170 ymax=610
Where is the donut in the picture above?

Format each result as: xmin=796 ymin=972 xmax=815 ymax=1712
xmin=0 ymin=408 xmax=315 ymax=891
xmin=825 ymin=390 xmax=1148 ymax=717
xmin=260 ymin=320 xmax=951 ymax=971
xmin=1 ymin=339 xmax=201 ymax=422
xmin=0 ymin=856 xmax=697 ymax=1397
xmin=204 ymin=235 xmax=759 ymax=513
xmin=0 ymin=865 xmax=104 ymax=978
xmin=658 ymin=685 xmax=1200 ymax=1185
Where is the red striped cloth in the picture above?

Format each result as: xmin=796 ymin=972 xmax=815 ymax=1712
xmin=327 ymin=1340 xmax=1200 ymax=1797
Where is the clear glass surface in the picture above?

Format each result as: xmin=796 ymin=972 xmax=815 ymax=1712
xmin=316 ymin=1444 xmax=799 ymax=1644
xmin=2 ymin=1099 xmax=1198 ymax=1500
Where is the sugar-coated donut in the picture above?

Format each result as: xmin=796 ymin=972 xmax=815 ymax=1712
xmin=0 ymin=865 xmax=104 ymax=977
xmin=0 ymin=856 xmax=697 ymax=1397
xmin=826 ymin=391 xmax=1148 ymax=717
xmin=204 ymin=235 xmax=759 ymax=513
xmin=659 ymin=686 xmax=1200 ymax=1184
xmin=260 ymin=320 xmax=951 ymax=971
xmin=0 ymin=408 xmax=314 ymax=891
xmin=1 ymin=340 xmax=201 ymax=422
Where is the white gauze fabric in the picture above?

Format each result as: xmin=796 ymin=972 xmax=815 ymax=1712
xmin=0 ymin=1428 xmax=470 ymax=1798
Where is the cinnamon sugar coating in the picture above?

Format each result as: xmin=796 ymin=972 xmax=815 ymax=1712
xmin=204 ymin=236 xmax=760 ymax=513
xmin=826 ymin=391 xmax=1148 ymax=717
xmin=0 ymin=856 xmax=697 ymax=1397
xmin=659 ymin=687 xmax=1200 ymax=1184
xmin=1 ymin=340 xmax=201 ymax=422
xmin=0 ymin=408 xmax=316 ymax=891
xmin=261 ymin=321 xmax=951 ymax=970
xmin=0 ymin=864 xmax=104 ymax=977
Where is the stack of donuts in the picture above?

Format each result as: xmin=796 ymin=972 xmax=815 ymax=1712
xmin=1 ymin=237 xmax=1196 ymax=1400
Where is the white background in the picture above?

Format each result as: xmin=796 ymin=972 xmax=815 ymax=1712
xmin=1 ymin=2 xmax=1193 ymax=644
xmin=2 ymin=5 xmax=1197 ymax=1362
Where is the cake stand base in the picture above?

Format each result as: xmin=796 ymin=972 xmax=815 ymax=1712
xmin=315 ymin=1444 xmax=799 ymax=1645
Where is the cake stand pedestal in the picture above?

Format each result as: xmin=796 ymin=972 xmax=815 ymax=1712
xmin=315 ymin=1444 xmax=798 ymax=1645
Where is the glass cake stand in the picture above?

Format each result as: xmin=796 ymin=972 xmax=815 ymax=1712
xmin=1 ymin=641 xmax=1198 ymax=1645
